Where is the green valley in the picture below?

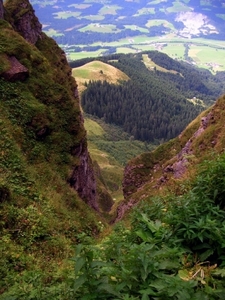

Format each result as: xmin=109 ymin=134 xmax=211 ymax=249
xmin=75 ymin=51 xmax=225 ymax=142
xmin=30 ymin=0 xmax=225 ymax=73
xmin=2 ymin=0 xmax=225 ymax=299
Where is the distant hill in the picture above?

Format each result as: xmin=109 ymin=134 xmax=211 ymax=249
xmin=30 ymin=0 xmax=225 ymax=72
xmin=72 ymin=60 xmax=129 ymax=93
xmin=76 ymin=51 xmax=225 ymax=142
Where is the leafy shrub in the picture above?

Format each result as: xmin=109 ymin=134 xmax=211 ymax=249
xmin=71 ymin=153 xmax=225 ymax=299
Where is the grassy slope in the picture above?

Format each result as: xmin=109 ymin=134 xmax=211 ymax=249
xmin=118 ymin=95 xmax=225 ymax=221
xmin=0 ymin=13 xmax=103 ymax=295
xmin=72 ymin=60 xmax=129 ymax=93
xmin=72 ymin=60 xmax=154 ymax=211
xmin=84 ymin=116 xmax=155 ymax=214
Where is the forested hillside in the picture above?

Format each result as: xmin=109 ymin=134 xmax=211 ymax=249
xmin=77 ymin=51 xmax=225 ymax=142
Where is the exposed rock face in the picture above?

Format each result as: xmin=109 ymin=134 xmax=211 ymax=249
xmin=117 ymin=109 xmax=215 ymax=221
xmin=171 ymin=112 xmax=213 ymax=178
xmin=69 ymin=141 xmax=98 ymax=211
xmin=2 ymin=56 xmax=29 ymax=82
xmin=123 ymin=163 xmax=146 ymax=199
xmin=113 ymin=197 xmax=136 ymax=223
xmin=6 ymin=0 xmax=42 ymax=44
xmin=0 ymin=0 xmax=4 ymax=19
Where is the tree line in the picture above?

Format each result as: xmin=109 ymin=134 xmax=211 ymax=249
xmin=80 ymin=51 xmax=225 ymax=142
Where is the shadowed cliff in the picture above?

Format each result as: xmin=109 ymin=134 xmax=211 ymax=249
xmin=0 ymin=1 xmax=106 ymax=295
xmin=1 ymin=0 xmax=99 ymax=210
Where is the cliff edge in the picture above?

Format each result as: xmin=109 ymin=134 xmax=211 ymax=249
xmin=1 ymin=0 xmax=98 ymax=209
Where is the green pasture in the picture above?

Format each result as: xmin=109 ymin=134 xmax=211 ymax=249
xmin=66 ymin=32 xmax=225 ymax=73
xmin=124 ymin=35 xmax=150 ymax=44
xmin=72 ymin=68 xmax=90 ymax=79
xmin=88 ymin=36 xmax=225 ymax=51
xmin=99 ymin=5 xmax=122 ymax=15
xmin=44 ymin=28 xmax=64 ymax=37
xmin=166 ymin=1 xmax=192 ymax=13
xmin=124 ymin=25 xmax=149 ymax=33
xmin=79 ymin=15 xmax=105 ymax=21
xmin=116 ymin=47 xmax=137 ymax=54
xmin=189 ymin=45 xmax=225 ymax=72
xmin=162 ymin=43 xmax=185 ymax=59
xmin=193 ymin=37 xmax=225 ymax=48
xmin=217 ymin=14 xmax=225 ymax=20
xmin=109 ymin=35 xmax=156 ymax=46
xmin=53 ymin=11 xmax=81 ymax=19
xmin=146 ymin=20 xmax=175 ymax=30
xmin=79 ymin=24 xmax=120 ymax=33
xmin=68 ymin=4 xmax=91 ymax=9
xmin=134 ymin=7 xmax=155 ymax=16
xmin=134 ymin=44 xmax=155 ymax=51
xmin=91 ymin=41 xmax=123 ymax=47
xmin=73 ymin=60 xmax=128 ymax=79
xmin=85 ymin=118 xmax=105 ymax=137
xmin=68 ymin=50 xmax=108 ymax=60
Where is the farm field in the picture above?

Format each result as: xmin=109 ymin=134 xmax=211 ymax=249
xmin=30 ymin=0 xmax=225 ymax=72
xmin=70 ymin=36 xmax=225 ymax=73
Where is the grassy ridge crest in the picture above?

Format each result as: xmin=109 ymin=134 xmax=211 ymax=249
xmin=72 ymin=60 xmax=129 ymax=93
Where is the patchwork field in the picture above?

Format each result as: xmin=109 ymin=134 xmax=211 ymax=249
xmin=30 ymin=0 xmax=225 ymax=72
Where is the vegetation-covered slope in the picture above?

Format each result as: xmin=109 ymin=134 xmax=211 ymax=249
xmin=72 ymin=60 xmax=129 ymax=94
xmin=117 ymin=95 xmax=225 ymax=220
xmin=0 ymin=0 xmax=105 ymax=296
xmin=68 ymin=96 xmax=225 ymax=299
xmin=71 ymin=152 xmax=225 ymax=299
xmin=2 ymin=1 xmax=225 ymax=298
xmin=79 ymin=52 xmax=225 ymax=142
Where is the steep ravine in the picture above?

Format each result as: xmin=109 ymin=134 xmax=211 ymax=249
xmin=114 ymin=99 xmax=224 ymax=222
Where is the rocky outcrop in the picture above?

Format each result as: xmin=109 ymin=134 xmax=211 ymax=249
xmin=117 ymin=108 xmax=216 ymax=222
xmin=0 ymin=0 xmax=4 ymax=19
xmin=123 ymin=163 xmax=146 ymax=199
xmin=2 ymin=56 xmax=29 ymax=82
xmin=113 ymin=197 xmax=137 ymax=223
xmin=5 ymin=0 xmax=42 ymax=44
xmin=170 ymin=112 xmax=213 ymax=178
xmin=69 ymin=141 xmax=98 ymax=211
